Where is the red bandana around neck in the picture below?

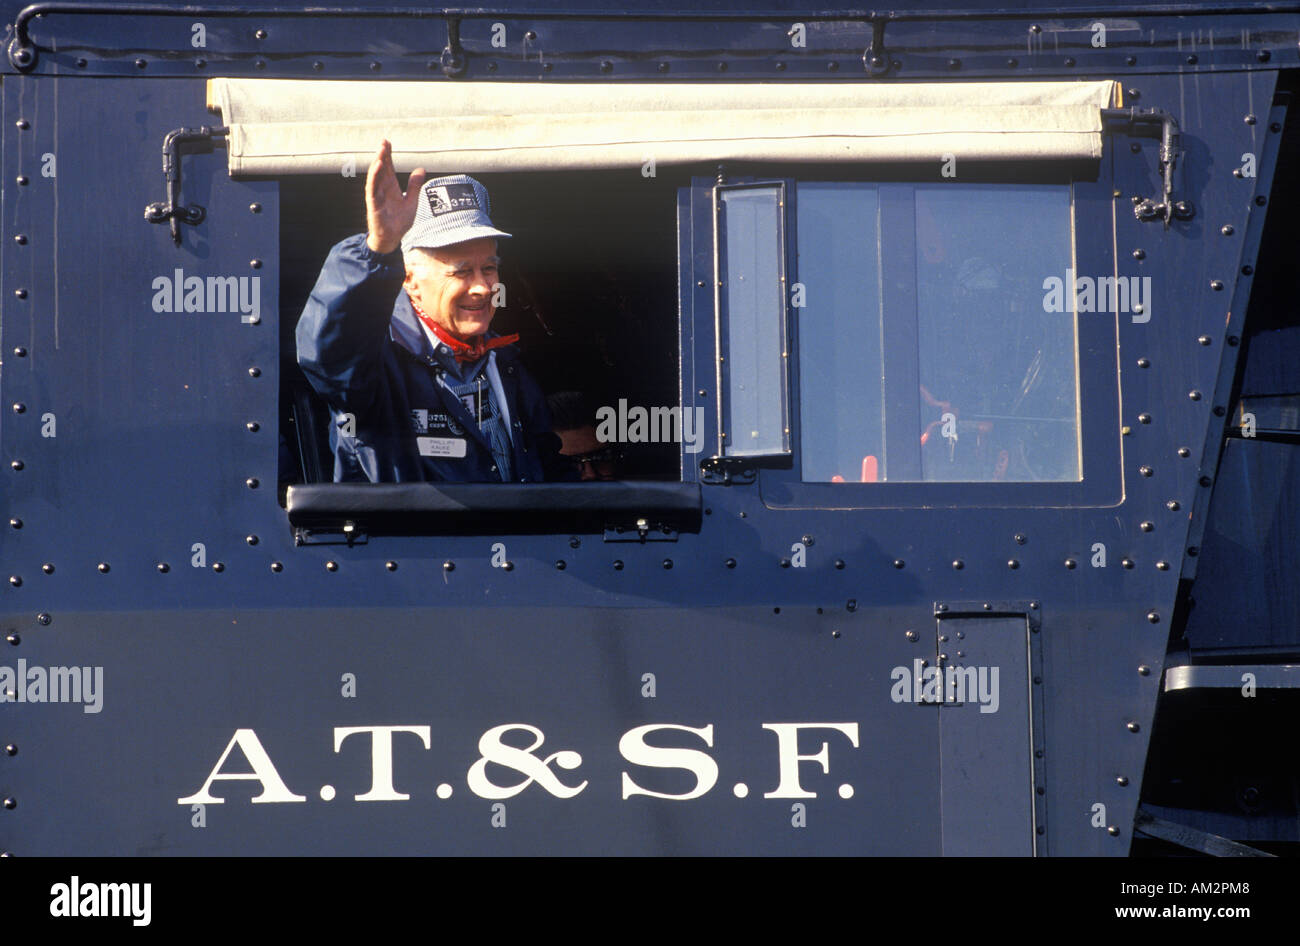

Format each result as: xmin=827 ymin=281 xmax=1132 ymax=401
xmin=407 ymin=293 xmax=519 ymax=364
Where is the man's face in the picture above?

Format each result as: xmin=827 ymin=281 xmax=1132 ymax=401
xmin=556 ymin=425 xmax=619 ymax=481
xmin=403 ymin=238 xmax=499 ymax=339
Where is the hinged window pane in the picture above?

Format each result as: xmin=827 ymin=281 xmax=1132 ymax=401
xmin=716 ymin=183 xmax=790 ymax=459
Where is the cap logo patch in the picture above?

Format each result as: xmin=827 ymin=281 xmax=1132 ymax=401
xmin=427 ymin=182 xmax=480 ymax=216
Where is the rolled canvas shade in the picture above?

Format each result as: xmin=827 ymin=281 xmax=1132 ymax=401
xmin=206 ymin=78 xmax=1119 ymax=176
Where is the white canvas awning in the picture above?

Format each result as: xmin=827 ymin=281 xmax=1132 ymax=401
xmin=206 ymin=78 xmax=1119 ymax=176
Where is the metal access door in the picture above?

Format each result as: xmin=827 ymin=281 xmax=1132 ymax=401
xmin=936 ymin=613 xmax=1042 ymax=856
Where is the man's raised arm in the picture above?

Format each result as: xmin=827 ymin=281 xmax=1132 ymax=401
xmin=295 ymin=141 xmax=427 ymax=413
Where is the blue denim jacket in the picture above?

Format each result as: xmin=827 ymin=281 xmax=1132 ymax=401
xmin=296 ymin=233 xmax=565 ymax=483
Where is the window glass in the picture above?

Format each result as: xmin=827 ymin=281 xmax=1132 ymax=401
xmin=795 ymin=181 xmax=1079 ymax=484
xmin=795 ymin=183 xmax=884 ymax=483
xmin=718 ymin=185 xmax=789 ymax=458
xmin=914 ymin=184 xmax=1078 ymax=482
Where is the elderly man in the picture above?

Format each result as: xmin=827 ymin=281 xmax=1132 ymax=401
xmin=297 ymin=141 xmax=566 ymax=483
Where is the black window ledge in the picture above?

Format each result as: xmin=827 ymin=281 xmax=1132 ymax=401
xmin=286 ymin=481 xmax=702 ymax=535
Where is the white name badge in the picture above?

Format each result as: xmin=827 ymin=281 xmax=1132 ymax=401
xmin=417 ymin=436 xmax=467 ymax=458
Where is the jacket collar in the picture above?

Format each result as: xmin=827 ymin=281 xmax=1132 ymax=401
xmin=390 ymin=290 xmax=520 ymax=375
xmin=390 ymin=290 xmax=433 ymax=359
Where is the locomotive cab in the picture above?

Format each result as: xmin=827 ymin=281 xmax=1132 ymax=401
xmin=2 ymin=2 xmax=1298 ymax=859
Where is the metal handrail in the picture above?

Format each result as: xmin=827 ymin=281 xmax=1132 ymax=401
xmin=10 ymin=0 xmax=1300 ymax=70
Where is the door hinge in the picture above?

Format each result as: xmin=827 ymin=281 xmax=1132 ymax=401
xmin=700 ymin=455 xmax=756 ymax=486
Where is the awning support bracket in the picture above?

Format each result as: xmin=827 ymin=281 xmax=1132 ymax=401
xmin=440 ymin=15 xmax=466 ymax=77
xmin=1102 ymin=106 xmax=1194 ymax=229
xmin=862 ymin=18 xmax=892 ymax=76
xmin=143 ymin=125 xmax=228 ymax=246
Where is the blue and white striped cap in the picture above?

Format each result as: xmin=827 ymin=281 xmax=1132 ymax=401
xmin=401 ymin=174 xmax=512 ymax=254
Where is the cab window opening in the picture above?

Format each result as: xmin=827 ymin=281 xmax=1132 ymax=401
xmin=277 ymin=168 xmax=684 ymax=495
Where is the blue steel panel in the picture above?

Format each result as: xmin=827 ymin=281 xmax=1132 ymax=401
xmin=1180 ymin=97 xmax=1289 ymax=591
xmin=937 ymin=616 xmax=1034 ymax=857
xmin=3 ymin=607 xmax=938 ymax=855
xmin=0 ymin=76 xmax=280 ymax=611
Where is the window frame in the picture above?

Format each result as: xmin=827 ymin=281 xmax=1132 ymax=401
xmin=713 ymin=180 xmax=794 ymax=462
xmin=695 ymin=162 xmax=1123 ymax=509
